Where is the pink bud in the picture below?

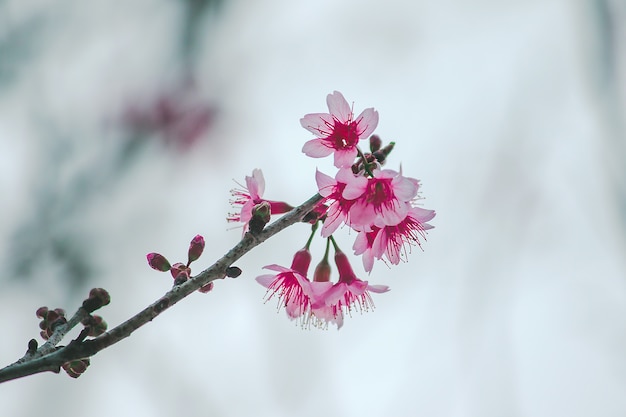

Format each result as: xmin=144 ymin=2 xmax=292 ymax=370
xmin=187 ymin=235 xmax=205 ymax=264
xmin=198 ymin=282 xmax=214 ymax=293
xmin=313 ymin=258 xmax=331 ymax=282
xmin=147 ymin=253 xmax=171 ymax=272
xmin=290 ymin=248 xmax=312 ymax=277
xmin=170 ymin=263 xmax=191 ymax=285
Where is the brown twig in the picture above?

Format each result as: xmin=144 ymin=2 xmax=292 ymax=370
xmin=0 ymin=193 xmax=323 ymax=383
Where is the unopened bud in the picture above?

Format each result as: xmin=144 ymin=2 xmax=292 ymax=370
xmin=290 ymin=248 xmax=312 ymax=277
xmin=27 ymin=339 xmax=38 ymax=354
xmin=369 ymin=134 xmax=382 ymax=153
xmin=35 ymin=307 xmax=49 ymax=319
xmin=82 ymin=288 xmax=111 ymax=313
xmin=62 ymin=359 xmax=90 ymax=378
xmin=226 ymin=266 xmax=242 ymax=278
xmin=187 ymin=235 xmax=205 ymax=264
xmin=313 ymin=258 xmax=331 ymax=282
xmin=249 ymin=201 xmax=271 ymax=234
xmin=170 ymin=263 xmax=191 ymax=285
xmin=373 ymin=141 xmax=395 ymax=165
xmin=198 ymin=282 xmax=214 ymax=293
xmin=85 ymin=315 xmax=108 ymax=337
xmin=147 ymin=253 xmax=171 ymax=272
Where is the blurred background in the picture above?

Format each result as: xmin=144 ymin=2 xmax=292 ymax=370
xmin=1 ymin=0 xmax=625 ymax=416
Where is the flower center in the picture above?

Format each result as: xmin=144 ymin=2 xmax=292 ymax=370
xmin=367 ymin=180 xmax=393 ymax=205
xmin=329 ymin=120 xmax=359 ymax=149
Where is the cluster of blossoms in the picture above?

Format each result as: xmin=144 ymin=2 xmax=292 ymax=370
xmin=228 ymin=91 xmax=435 ymax=329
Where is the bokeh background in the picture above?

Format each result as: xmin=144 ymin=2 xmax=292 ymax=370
xmin=1 ymin=0 xmax=625 ymax=416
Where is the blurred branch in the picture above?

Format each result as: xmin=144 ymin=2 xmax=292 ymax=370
xmin=0 ymin=193 xmax=323 ymax=384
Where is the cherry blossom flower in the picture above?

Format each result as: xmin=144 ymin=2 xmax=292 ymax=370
xmin=256 ymin=248 xmax=313 ymax=320
xmin=315 ymin=168 xmax=366 ymax=237
xmin=228 ymin=169 xmax=293 ymax=234
xmin=312 ymin=251 xmax=389 ymax=327
xmin=301 ymin=91 xmax=379 ymax=168
xmin=353 ymin=206 xmax=436 ymax=272
xmin=343 ymin=168 xmax=419 ymax=229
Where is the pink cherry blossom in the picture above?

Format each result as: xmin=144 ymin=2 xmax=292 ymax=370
xmin=343 ymin=168 xmax=419 ymax=229
xmin=228 ymin=169 xmax=293 ymax=234
xmin=315 ymin=168 xmax=367 ymax=237
xmin=353 ymin=206 xmax=436 ymax=272
xmin=313 ymin=251 xmax=389 ymax=327
xmin=301 ymin=91 xmax=379 ymax=168
xmin=256 ymin=248 xmax=313 ymax=320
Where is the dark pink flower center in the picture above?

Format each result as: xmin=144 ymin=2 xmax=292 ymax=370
xmin=366 ymin=179 xmax=394 ymax=205
xmin=328 ymin=120 xmax=360 ymax=150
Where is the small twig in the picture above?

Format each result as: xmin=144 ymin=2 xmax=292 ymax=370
xmin=0 ymin=193 xmax=323 ymax=384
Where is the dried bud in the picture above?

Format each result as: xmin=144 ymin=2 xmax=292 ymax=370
xmin=198 ymin=282 xmax=214 ymax=293
xmin=147 ymin=253 xmax=171 ymax=272
xmin=82 ymin=288 xmax=111 ymax=313
xmin=187 ymin=235 xmax=205 ymax=265
xmin=225 ymin=266 xmax=242 ymax=278
xmin=62 ymin=359 xmax=90 ymax=378
xmin=369 ymin=134 xmax=382 ymax=153
xmin=248 ymin=201 xmax=271 ymax=234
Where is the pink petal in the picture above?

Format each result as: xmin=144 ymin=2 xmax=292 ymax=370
xmin=300 ymin=113 xmax=334 ymax=136
xmin=352 ymin=232 xmax=369 ymax=256
xmin=411 ymin=207 xmax=436 ymax=223
xmin=366 ymin=284 xmax=390 ymax=293
xmin=326 ymin=91 xmax=352 ymax=122
xmin=262 ymin=264 xmax=291 ymax=273
xmin=315 ymin=169 xmax=336 ymax=197
xmin=255 ymin=274 xmax=276 ymax=288
xmin=341 ymin=175 xmax=368 ymax=200
xmin=355 ymin=107 xmax=379 ymax=138
xmin=333 ymin=148 xmax=358 ymax=168
xmin=320 ymin=282 xmax=348 ymax=306
xmin=302 ymin=139 xmax=334 ymax=158
xmin=320 ymin=206 xmax=345 ymax=237
xmin=392 ymin=176 xmax=419 ymax=201
xmin=246 ymin=168 xmax=265 ymax=199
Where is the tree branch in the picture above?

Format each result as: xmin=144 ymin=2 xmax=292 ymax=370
xmin=0 ymin=193 xmax=323 ymax=384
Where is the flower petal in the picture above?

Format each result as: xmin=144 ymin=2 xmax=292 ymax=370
xmin=300 ymin=113 xmax=334 ymax=136
xmin=355 ymin=107 xmax=379 ymax=138
xmin=326 ymin=91 xmax=352 ymax=122
xmin=302 ymin=139 xmax=334 ymax=158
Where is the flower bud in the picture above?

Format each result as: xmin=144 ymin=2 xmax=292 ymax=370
xmin=62 ymin=359 xmax=90 ymax=378
xmin=187 ymin=235 xmax=205 ymax=264
xmin=313 ymin=258 xmax=331 ymax=282
xmin=198 ymin=282 xmax=214 ymax=293
xmin=35 ymin=307 xmax=49 ymax=319
xmin=248 ymin=201 xmax=271 ymax=234
xmin=290 ymin=248 xmax=312 ymax=277
xmin=226 ymin=266 xmax=242 ymax=278
xmin=147 ymin=253 xmax=171 ymax=272
xmin=86 ymin=315 xmax=108 ymax=337
xmin=82 ymin=288 xmax=111 ymax=313
xmin=369 ymin=134 xmax=382 ymax=153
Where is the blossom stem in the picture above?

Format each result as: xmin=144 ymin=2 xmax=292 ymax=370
xmin=323 ymin=236 xmax=331 ymax=262
xmin=356 ymin=147 xmax=374 ymax=177
xmin=305 ymin=221 xmax=319 ymax=250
